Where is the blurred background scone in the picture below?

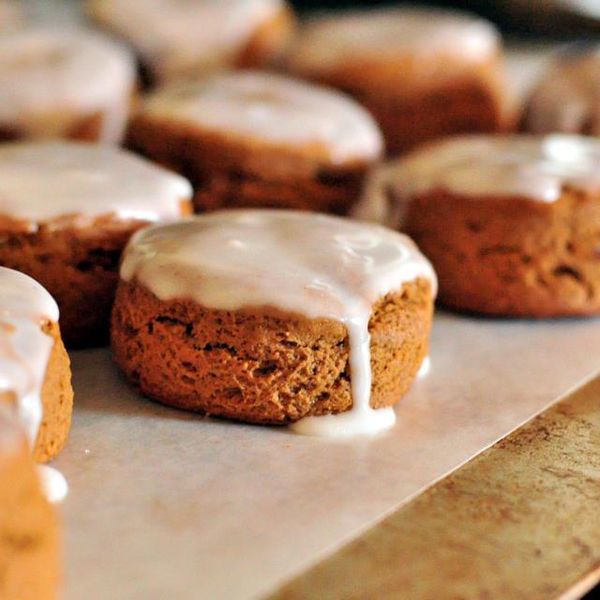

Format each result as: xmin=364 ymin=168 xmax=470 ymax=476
xmin=0 ymin=267 xmax=73 ymax=464
xmin=87 ymin=0 xmax=296 ymax=85
xmin=0 ymin=27 xmax=136 ymax=144
xmin=286 ymin=7 xmax=512 ymax=155
xmin=0 ymin=411 xmax=60 ymax=600
xmin=0 ymin=142 xmax=193 ymax=348
xmin=523 ymin=45 xmax=600 ymax=135
xmin=356 ymin=134 xmax=600 ymax=317
xmin=127 ymin=71 xmax=383 ymax=214
xmin=112 ymin=211 xmax=436 ymax=430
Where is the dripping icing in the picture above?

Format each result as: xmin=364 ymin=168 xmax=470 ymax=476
xmin=120 ymin=210 xmax=437 ymax=437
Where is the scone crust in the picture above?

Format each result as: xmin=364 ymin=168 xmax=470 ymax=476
xmin=289 ymin=54 xmax=510 ymax=154
xmin=401 ymin=188 xmax=600 ymax=316
xmin=111 ymin=278 xmax=433 ymax=423
xmin=34 ymin=321 xmax=74 ymax=463
xmin=127 ymin=116 xmax=374 ymax=214
xmin=0 ymin=437 xmax=60 ymax=600
xmin=0 ymin=217 xmax=153 ymax=348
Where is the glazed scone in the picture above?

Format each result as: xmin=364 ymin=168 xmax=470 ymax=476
xmin=0 ymin=267 xmax=73 ymax=463
xmin=127 ymin=71 xmax=384 ymax=214
xmin=87 ymin=0 xmax=296 ymax=85
xmin=355 ymin=134 xmax=600 ymax=317
xmin=0 ymin=142 xmax=193 ymax=348
xmin=0 ymin=411 xmax=60 ymax=600
xmin=111 ymin=210 xmax=436 ymax=436
xmin=523 ymin=46 xmax=600 ymax=135
xmin=287 ymin=7 xmax=511 ymax=155
xmin=0 ymin=28 xmax=136 ymax=144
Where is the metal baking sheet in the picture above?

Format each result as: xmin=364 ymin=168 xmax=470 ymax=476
xmin=55 ymin=311 xmax=600 ymax=599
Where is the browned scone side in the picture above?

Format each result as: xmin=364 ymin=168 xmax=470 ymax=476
xmin=127 ymin=117 xmax=372 ymax=215
xmin=0 ymin=434 xmax=60 ymax=600
xmin=34 ymin=322 xmax=73 ymax=464
xmin=0 ymin=113 xmax=105 ymax=144
xmin=292 ymin=58 xmax=510 ymax=155
xmin=0 ymin=217 xmax=153 ymax=348
xmin=111 ymin=278 xmax=433 ymax=423
xmin=402 ymin=188 xmax=600 ymax=316
xmin=236 ymin=5 xmax=297 ymax=71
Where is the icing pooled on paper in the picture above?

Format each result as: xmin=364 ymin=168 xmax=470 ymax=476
xmin=88 ymin=0 xmax=286 ymax=81
xmin=0 ymin=27 xmax=135 ymax=143
xmin=120 ymin=210 xmax=436 ymax=437
xmin=289 ymin=7 xmax=499 ymax=72
xmin=525 ymin=46 xmax=600 ymax=135
xmin=0 ymin=142 xmax=192 ymax=229
xmin=140 ymin=71 xmax=384 ymax=165
xmin=354 ymin=135 xmax=600 ymax=227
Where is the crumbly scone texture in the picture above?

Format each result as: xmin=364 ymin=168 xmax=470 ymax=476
xmin=0 ymin=218 xmax=150 ymax=348
xmin=111 ymin=278 xmax=433 ymax=423
xmin=127 ymin=118 xmax=372 ymax=215
xmin=33 ymin=321 xmax=74 ymax=463
xmin=0 ymin=440 xmax=60 ymax=600
xmin=0 ymin=112 xmax=105 ymax=143
xmin=289 ymin=59 xmax=510 ymax=155
xmin=401 ymin=188 xmax=600 ymax=316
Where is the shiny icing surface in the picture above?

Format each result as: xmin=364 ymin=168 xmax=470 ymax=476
xmin=355 ymin=135 xmax=600 ymax=226
xmin=141 ymin=71 xmax=383 ymax=164
xmin=525 ymin=47 xmax=600 ymax=135
xmin=0 ymin=267 xmax=57 ymax=447
xmin=37 ymin=464 xmax=69 ymax=504
xmin=0 ymin=142 xmax=192 ymax=228
xmin=289 ymin=7 xmax=499 ymax=71
xmin=0 ymin=27 xmax=135 ymax=143
xmin=121 ymin=210 xmax=436 ymax=437
xmin=88 ymin=0 xmax=285 ymax=81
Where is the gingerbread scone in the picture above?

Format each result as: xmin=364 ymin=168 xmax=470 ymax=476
xmin=127 ymin=71 xmax=384 ymax=214
xmin=355 ymin=134 xmax=600 ymax=317
xmin=287 ymin=7 xmax=511 ymax=155
xmin=112 ymin=210 xmax=436 ymax=436
xmin=523 ymin=46 xmax=600 ymax=135
xmin=0 ymin=142 xmax=193 ymax=348
xmin=86 ymin=0 xmax=296 ymax=85
xmin=0 ymin=411 xmax=60 ymax=600
xmin=0 ymin=267 xmax=73 ymax=464
xmin=0 ymin=28 xmax=135 ymax=144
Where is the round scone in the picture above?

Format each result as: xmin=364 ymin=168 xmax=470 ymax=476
xmin=0 ymin=267 xmax=73 ymax=463
xmin=286 ymin=7 xmax=512 ymax=155
xmin=0 ymin=27 xmax=136 ymax=144
xmin=355 ymin=134 xmax=600 ymax=317
xmin=523 ymin=46 xmax=600 ymax=135
xmin=127 ymin=71 xmax=384 ymax=215
xmin=86 ymin=0 xmax=296 ymax=85
xmin=0 ymin=411 xmax=60 ymax=600
xmin=0 ymin=142 xmax=193 ymax=348
xmin=111 ymin=210 xmax=436 ymax=436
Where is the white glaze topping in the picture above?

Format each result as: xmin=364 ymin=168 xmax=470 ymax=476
xmin=140 ymin=71 xmax=384 ymax=165
xmin=525 ymin=47 xmax=600 ymax=135
xmin=355 ymin=135 xmax=600 ymax=226
xmin=88 ymin=0 xmax=285 ymax=81
xmin=120 ymin=210 xmax=436 ymax=437
xmin=0 ymin=27 xmax=136 ymax=143
xmin=0 ymin=142 xmax=193 ymax=228
xmin=37 ymin=465 xmax=69 ymax=504
xmin=289 ymin=7 xmax=499 ymax=72
xmin=0 ymin=267 xmax=58 ymax=447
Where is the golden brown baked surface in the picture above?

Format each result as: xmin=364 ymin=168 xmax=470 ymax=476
xmin=401 ymin=188 xmax=600 ymax=316
xmin=34 ymin=321 xmax=73 ymax=464
xmin=127 ymin=118 xmax=375 ymax=215
xmin=0 ymin=435 xmax=60 ymax=600
xmin=0 ymin=216 xmax=189 ymax=348
xmin=111 ymin=278 xmax=433 ymax=423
